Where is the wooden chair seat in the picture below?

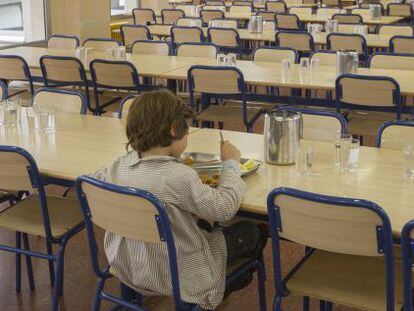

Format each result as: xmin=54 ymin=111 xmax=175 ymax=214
xmin=197 ymin=105 xmax=262 ymax=123
xmin=286 ymin=250 xmax=406 ymax=311
xmin=0 ymin=195 xmax=83 ymax=238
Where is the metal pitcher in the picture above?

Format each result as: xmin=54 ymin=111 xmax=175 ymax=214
xmin=248 ymin=15 xmax=264 ymax=33
xmin=264 ymin=110 xmax=301 ymax=165
xmin=336 ymin=50 xmax=359 ymax=76
xmin=370 ymin=4 xmax=382 ymax=19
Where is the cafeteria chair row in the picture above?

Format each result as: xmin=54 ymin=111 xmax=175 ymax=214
xmin=2 ymin=116 xmax=414 ymax=309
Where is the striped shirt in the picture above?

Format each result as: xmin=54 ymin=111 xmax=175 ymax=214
xmin=92 ymin=151 xmax=246 ymax=309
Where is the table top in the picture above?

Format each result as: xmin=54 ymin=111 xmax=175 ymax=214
xmin=2 ymin=115 xmax=413 ymax=236
xmin=296 ymin=13 xmax=404 ymax=25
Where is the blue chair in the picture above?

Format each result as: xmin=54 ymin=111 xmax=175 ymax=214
xmin=132 ymin=8 xmax=157 ymax=25
xmin=389 ymin=35 xmax=414 ymax=54
xmin=327 ymin=33 xmax=368 ymax=61
xmin=47 ymin=34 xmax=80 ymax=49
xmin=131 ymin=40 xmax=171 ymax=55
xmin=39 ymin=55 xmax=93 ymax=113
xmin=276 ymin=106 xmax=347 ymax=142
xmin=120 ymin=25 xmax=152 ymax=49
xmin=207 ymin=27 xmax=243 ymax=55
xmin=170 ymin=26 xmax=205 ymax=47
xmin=161 ymin=9 xmax=185 ymax=25
xmin=375 ymin=120 xmax=414 ymax=149
xmin=267 ymin=187 xmax=396 ymax=311
xmin=402 ymin=220 xmax=414 ymax=311
xmin=0 ymin=146 xmax=84 ymax=311
xmin=187 ymin=65 xmax=264 ymax=132
xmin=175 ymin=42 xmax=218 ymax=57
xmin=274 ymin=13 xmax=301 ymax=31
xmin=0 ymin=55 xmax=35 ymax=98
xmin=275 ymin=31 xmax=314 ymax=57
xmin=335 ymin=74 xmax=402 ymax=119
xmin=332 ymin=13 xmax=363 ymax=24
xmin=33 ymin=87 xmax=87 ymax=114
xmin=76 ymin=175 xmax=267 ymax=311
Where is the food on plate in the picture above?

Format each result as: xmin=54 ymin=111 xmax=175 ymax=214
xmin=184 ymin=157 xmax=194 ymax=166
xmin=199 ymin=173 xmax=220 ymax=187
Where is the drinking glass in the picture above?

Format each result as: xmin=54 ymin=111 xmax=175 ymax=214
xmin=281 ymin=58 xmax=292 ymax=81
xmin=115 ymin=46 xmax=126 ymax=60
xmin=310 ymin=58 xmax=320 ymax=72
xmin=0 ymin=101 xmax=20 ymax=127
xmin=300 ymin=58 xmax=310 ymax=75
xmin=295 ymin=147 xmax=314 ymax=177
xmin=226 ymin=53 xmax=237 ymax=66
xmin=403 ymin=145 xmax=414 ymax=178
xmin=334 ymin=133 xmax=353 ymax=168
xmin=341 ymin=137 xmax=360 ymax=172
xmin=216 ymin=53 xmax=226 ymax=65
xmin=37 ymin=103 xmax=56 ymax=134
xmin=106 ymin=48 xmax=116 ymax=61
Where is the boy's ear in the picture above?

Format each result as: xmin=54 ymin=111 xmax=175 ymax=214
xmin=170 ymin=124 xmax=177 ymax=138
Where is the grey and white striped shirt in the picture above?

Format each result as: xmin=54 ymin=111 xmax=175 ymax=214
xmin=93 ymin=151 xmax=246 ymax=310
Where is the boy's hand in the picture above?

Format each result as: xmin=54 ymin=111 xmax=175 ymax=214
xmin=221 ymin=141 xmax=241 ymax=163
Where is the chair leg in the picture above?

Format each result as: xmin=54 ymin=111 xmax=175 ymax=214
xmin=303 ymin=296 xmax=310 ymax=311
xmin=15 ymin=232 xmax=21 ymax=293
xmin=22 ymin=233 xmax=35 ymax=290
xmin=92 ymin=278 xmax=105 ymax=311
xmin=51 ymin=240 xmax=67 ymax=311
xmin=273 ymin=295 xmax=282 ymax=311
xmin=326 ymin=301 xmax=333 ymax=311
xmin=46 ymin=240 xmax=55 ymax=287
xmin=319 ymin=300 xmax=327 ymax=310
xmin=256 ymin=261 xmax=267 ymax=311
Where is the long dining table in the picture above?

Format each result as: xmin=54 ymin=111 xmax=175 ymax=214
xmin=1 ymin=112 xmax=413 ymax=237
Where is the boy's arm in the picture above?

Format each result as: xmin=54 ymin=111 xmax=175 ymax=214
xmin=178 ymin=160 xmax=246 ymax=223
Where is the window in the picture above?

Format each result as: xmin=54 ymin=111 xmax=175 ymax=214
xmin=0 ymin=0 xmax=46 ymax=45
xmin=111 ymin=0 xmax=138 ymax=16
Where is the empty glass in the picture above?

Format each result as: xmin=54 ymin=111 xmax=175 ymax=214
xmin=404 ymin=145 xmax=414 ymax=178
xmin=216 ymin=53 xmax=226 ymax=65
xmin=300 ymin=58 xmax=310 ymax=75
xmin=334 ymin=133 xmax=353 ymax=168
xmin=295 ymin=147 xmax=314 ymax=177
xmin=107 ymin=47 xmax=126 ymax=61
xmin=36 ymin=103 xmax=56 ymax=134
xmin=281 ymin=58 xmax=293 ymax=81
xmin=341 ymin=138 xmax=360 ymax=172
xmin=310 ymin=58 xmax=320 ymax=72
xmin=0 ymin=101 xmax=21 ymax=127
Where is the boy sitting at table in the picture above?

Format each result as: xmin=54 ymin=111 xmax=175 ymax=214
xmin=92 ymin=90 xmax=267 ymax=310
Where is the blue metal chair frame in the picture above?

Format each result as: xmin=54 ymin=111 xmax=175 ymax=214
xmin=161 ymin=9 xmax=186 ymax=25
xmin=200 ymin=9 xmax=225 ymax=26
xmin=175 ymin=42 xmax=218 ymax=57
xmin=207 ymin=27 xmax=243 ymax=55
xmin=327 ymin=33 xmax=368 ymax=61
xmin=170 ymin=25 xmax=205 ymax=48
xmin=132 ymin=8 xmax=157 ymax=25
xmin=0 ymin=80 xmax=8 ymax=99
xmin=89 ymin=59 xmax=158 ymax=115
xmin=332 ymin=13 xmax=363 ymax=24
xmin=83 ymin=37 xmax=120 ymax=47
xmin=39 ymin=55 xmax=93 ymax=113
xmin=118 ymin=94 xmax=138 ymax=119
xmin=120 ymin=25 xmax=152 ymax=47
xmin=0 ymin=55 xmax=35 ymax=97
xmin=375 ymin=120 xmax=414 ymax=148
xmin=131 ymin=39 xmax=172 ymax=55
xmin=267 ymin=187 xmax=395 ymax=311
xmin=275 ymin=30 xmax=314 ymax=57
xmin=187 ymin=65 xmax=264 ymax=132
xmin=390 ymin=35 xmax=414 ymax=54
xmin=47 ymin=34 xmax=80 ymax=48
xmin=276 ymin=106 xmax=348 ymax=134
xmin=274 ymin=13 xmax=301 ymax=31
xmin=335 ymin=73 xmax=402 ymax=119
xmin=0 ymin=146 xmax=84 ymax=311
xmin=76 ymin=176 xmax=267 ymax=311
xmin=402 ymin=220 xmax=414 ymax=311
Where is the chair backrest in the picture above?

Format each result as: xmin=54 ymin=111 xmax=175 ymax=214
xmin=390 ymin=36 xmax=414 ymax=54
xmin=89 ymin=59 xmax=140 ymax=90
xmin=229 ymin=5 xmax=252 ymax=13
xmin=0 ymin=146 xmax=55 ymax=239
xmin=161 ymin=9 xmax=186 ymax=25
xmin=188 ymin=65 xmax=245 ymax=95
xmin=336 ymin=74 xmax=401 ymax=118
xmin=132 ymin=8 xmax=156 ymax=25
xmin=176 ymin=17 xmax=203 ymax=27
xmin=268 ymin=187 xmax=393 ymax=256
xmin=321 ymin=0 xmax=340 ymax=6
xmin=0 ymin=55 xmax=32 ymax=82
xmin=375 ymin=120 xmax=414 ymax=150
xmin=210 ymin=18 xmax=239 ymax=28
xmin=171 ymin=26 xmax=204 ymax=44
xmin=309 ymin=50 xmax=337 ymax=66
xmin=252 ymin=46 xmax=299 ymax=63
xmin=176 ymin=4 xmax=198 ymax=16
xmin=264 ymin=20 xmax=276 ymax=30
xmin=332 ymin=13 xmax=363 ymax=24
xmin=83 ymin=38 xmax=120 ymax=50
xmin=265 ymin=1 xmax=287 ymax=13
xmin=47 ymin=34 xmax=80 ymax=50
xmin=351 ymin=8 xmax=371 ymax=16
xmin=369 ymin=52 xmax=414 ymax=70
xmin=118 ymin=95 xmax=138 ymax=119
xmin=402 ymin=220 xmax=414 ymax=311
xmin=131 ymin=40 xmax=171 ymax=56
xmin=289 ymin=7 xmax=313 ymax=15
xmin=208 ymin=27 xmax=240 ymax=48
xmin=276 ymin=31 xmax=314 ymax=52
xmin=176 ymin=42 xmax=218 ymax=58
xmin=327 ymin=33 xmax=367 ymax=56
xmin=120 ymin=25 xmax=151 ymax=49
xmin=33 ymin=88 xmax=86 ymax=114
xmin=275 ymin=13 xmax=300 ymax=30
xmin=278 ymin=106 xmax=347 ymax=142
xmin=258 ymin=11 xmax=277 ymax=21
xmin=379 ymin=25 xmax=413 ymax=36
xmin=205 ymin=0 xmax=225 ymax=4
xmin=318 ymin=8 xmax=341 ymax=18
xmin=388 ymin=3 xmax=413 ymax=17
xmin=233 ymin=0 xmax=253 ymax=6
xmin=40 ymin=56 xmax=87 ymax=86
xmin=200 ymin=9 xmax=225 ymax=24
xmin=75 ymin=175 xmax=186 ymax=308
xmin=337 ymin=23 xmax=360 ymax=33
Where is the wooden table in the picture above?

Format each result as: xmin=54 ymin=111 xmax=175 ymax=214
xmin=2 ymin=116 xmax=413 ymax=236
